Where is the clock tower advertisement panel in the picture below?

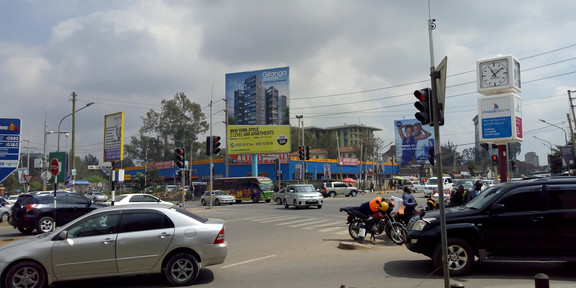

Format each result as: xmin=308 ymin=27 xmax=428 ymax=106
xmin=478 ymin=93 xmax=523 ymax=144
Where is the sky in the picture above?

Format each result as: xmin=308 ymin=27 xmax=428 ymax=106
xmin=2 ymin=0 xmax=576 ymax=168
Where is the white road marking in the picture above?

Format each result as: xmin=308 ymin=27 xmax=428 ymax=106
xmin=220 ymin=255 xmax=277 ymax=269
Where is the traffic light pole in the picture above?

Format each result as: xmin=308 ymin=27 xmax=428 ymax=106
xmin=498 ymin=145 xmax=508 ymax=183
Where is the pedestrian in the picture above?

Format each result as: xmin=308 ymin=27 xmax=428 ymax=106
xmin=370 ymin=181 xmax=374 ymax=194
xmin=472 ymin=180 xmax=483 ymax=198
xmin=450 ymin=185 xmax=466 ymax=206
xmin=402 ymin=186 xmax=417 ymax=223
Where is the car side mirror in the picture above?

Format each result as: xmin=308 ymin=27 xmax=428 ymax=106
xmin=57 ymin=230 xmax=68 ymax=240
xmin=488 ymin=203 xmax=505 ymax=214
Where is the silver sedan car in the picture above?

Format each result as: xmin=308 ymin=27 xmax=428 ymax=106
xmin=0 ymin=204 xmax=227 ymax=288
xmin=200 ymin=190 xmax=235 ymax=206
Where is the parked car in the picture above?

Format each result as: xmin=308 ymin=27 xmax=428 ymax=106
xmin=423 ymin=176 xmax=454 ymax=196
xmin=0 ymin=206 xmax=10 ymax=222
xmin=321 ymin=181 xmax=358 ymax=197
xmin=405 ymin=177 xmax=576 ymax=276
xmin=0 ymin=204 xmax=227 ymax=287
xmin=9 ymin=191 xmax=106 ymax=234
xmin=84 ymin=191 xmax=109 ymax=202
xmin=481 ymin=179 xmax=495 ymax=190
xmin=273 ymin=188 xmax=286 ymax=205
xmin=452 ymin=179 xmax=475 ymax=193
xmin=4 ymin=195 xmax=20 ymax=209
xmin=284 ymin=184 xmax=323 ymax=209
xmin=200 ymin=190 xmax=235 ymax=206
xmin=404 ymin=180 xmax=424 ymax=193
xmin=108 ymin=193 xmax=173 ymax=205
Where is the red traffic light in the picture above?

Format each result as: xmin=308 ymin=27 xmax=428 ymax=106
xmin=491 ymin=155 xmax=498 ymax=166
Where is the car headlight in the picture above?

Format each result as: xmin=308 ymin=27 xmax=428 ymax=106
xmin=410 ymin=217 xmax=436 ymax=231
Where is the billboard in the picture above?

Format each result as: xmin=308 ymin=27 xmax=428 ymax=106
xmin=478 ymin=93 xmax=523 ymax=144
xmin=104 ymin=112 xmax=124 ymax=162
xmin=394 ymin=119 xmax=436 ymax=166
xmin=225 ymin=67 xmax=290 ymax=126
xmin=227 ymin=125 xmax=290 ymax=154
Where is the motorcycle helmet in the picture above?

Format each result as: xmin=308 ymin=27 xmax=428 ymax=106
xmin=369 ymin=197 xmax=383 ymax=212
xmin=378 ymin=201 xmax=389 ymax=212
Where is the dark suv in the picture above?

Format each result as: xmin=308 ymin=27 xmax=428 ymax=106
xmin=9 ymin=191 xmax=105 ymax=234
xmin=405 ymin=177 xmax=576 ymax=276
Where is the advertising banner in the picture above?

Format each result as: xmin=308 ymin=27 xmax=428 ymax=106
xmin=228 ymin=153 xmax=289 ymax=165
xmin=0 ymin=118 xmax=21 ymax=182
xmin=104 ymin=112 xmax=124 ymax=162
xmin=225 ymin=67 xmax=290 ymax=126
xmin=394 ymin=119 xmax=436 ymax=166
xmin=478 ymin=93 xmax=523 ymax=144
xmin=227 ymin=125 xmax=290 ymax=154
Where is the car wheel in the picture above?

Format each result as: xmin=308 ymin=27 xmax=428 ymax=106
xmin=284 ymin=199 xmax=289 ymax=209
xmin=275 ymin=197 xmax=283 ymax=205
xmin=215 ymin=199 xmax=220 ymax=206
xmin=389 ymin=223 xmax=406 ymax=245
xmin=201 ymin=199 xmax=207 ymax=206
xmin=293 ymin=200 xmax=299 ymax=209
xmin=36 ymin=216 xmax=54 ymax=233
xmin=17 ymin=226 xmax=34 ymax=234
xmin=265 ymin=199 xmax=271 ymax=203
xmin=350 ymin=190 xmax=357 ymax=197
xmin=4 ymin=260 xmax=46 ymax=288
xmin=433 ymin=238 xmax=475 ymax=276
xmin=0 ymin=212 xmax=9 ymax=222
xmin=329 ymin=191 xmax=336 ymax=198
xmin=164 ymin=252 xmax=200 ymax=286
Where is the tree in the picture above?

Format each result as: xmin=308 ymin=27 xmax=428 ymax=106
xmin=125 ymin=93 xmax=208 ymax=164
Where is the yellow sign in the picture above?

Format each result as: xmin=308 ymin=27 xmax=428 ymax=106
xmin=228 ymin=125 xmax=291 ymax=154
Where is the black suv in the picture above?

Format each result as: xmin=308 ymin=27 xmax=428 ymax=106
xmin=9 ymin=191 xmax=105 ymax=234
xmin=405 ymin=177 xmax=576 ymax=276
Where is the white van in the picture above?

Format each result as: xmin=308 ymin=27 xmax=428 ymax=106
xmin=423 ymin=176 xmax=453 ymax=196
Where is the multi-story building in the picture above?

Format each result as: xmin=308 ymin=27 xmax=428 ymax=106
xmin=525 ymin=152 xmax=539 ymax=167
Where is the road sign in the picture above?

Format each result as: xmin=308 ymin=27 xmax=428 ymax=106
xmin=0 ymin=118 xmax=21 ymax=183
xmin=50 ymin=158 xmax=59 ymax=176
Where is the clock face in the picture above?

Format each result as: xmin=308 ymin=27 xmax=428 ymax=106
xmin=513 ymin=59 xmax=521 ymax=89
xmin=481 ymin=61 xmax=509 ymax=88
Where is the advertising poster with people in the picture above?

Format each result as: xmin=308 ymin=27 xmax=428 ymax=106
xmin=394 ymin=119 xmax=435 ymax=166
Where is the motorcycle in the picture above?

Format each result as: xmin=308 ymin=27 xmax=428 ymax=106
xmin=343 ymin=208 xmax=406 ymax=245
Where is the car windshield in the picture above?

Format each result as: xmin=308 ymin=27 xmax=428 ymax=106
xmin=427 ymin=179 xmax=438 ymax=185
xmin=259 ymin=181 xmax=274 ymax=191
xmin=294 ymin=186 xmax=316 ymax=193
xmin=466 ymin=185 xmax=504 ymax=209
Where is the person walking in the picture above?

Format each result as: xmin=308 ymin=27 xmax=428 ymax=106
xmin=402 ymin=186 xmax=417 ymax=224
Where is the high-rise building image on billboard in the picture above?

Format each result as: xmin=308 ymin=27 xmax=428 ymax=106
xmin=226 ymin=67 xmax=290 ymax=126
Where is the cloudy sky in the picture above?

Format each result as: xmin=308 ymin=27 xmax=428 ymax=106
xmin=2 ymin=0 xmax=575 ymax=168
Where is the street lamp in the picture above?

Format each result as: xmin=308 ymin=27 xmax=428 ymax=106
xmin=539 ymin=119 xmax=568 ymax=145
xmin=532 ymin=136 xmax=553 ymax=154
xmin=58 ymin=101 xmax=94 ymax=151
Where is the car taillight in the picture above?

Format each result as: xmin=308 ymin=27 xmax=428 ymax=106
xmin=25 ymin=204 xmax=37 ymax=212
xmin=214 ymin=227 xmax=225 ymax=244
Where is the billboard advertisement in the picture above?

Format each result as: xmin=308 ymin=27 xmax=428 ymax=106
xmin=225 ymin=66 xmax=290 ymax=126
xmin=104 ymin=112 xmax=124 ymax=162
xmin=478 ymin=93 xmax=523 ymax=144
xmin=394 ymin=119 xmax=435 ymax=166
xmin=227 ymin=125 xmax=291 ymax=154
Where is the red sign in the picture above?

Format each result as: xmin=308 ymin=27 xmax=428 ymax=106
xmin=50 ymin=159 xmax=59 ymax=176
xmin=150 ymin=161 xmax=174 ymax=170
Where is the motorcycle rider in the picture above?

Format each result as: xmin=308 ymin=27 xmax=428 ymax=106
xmin=339 ymin=196 xmax=390 ymax=225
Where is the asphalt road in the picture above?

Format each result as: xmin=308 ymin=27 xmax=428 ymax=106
xmin=1 ymin=191 xmax=575 ymax=287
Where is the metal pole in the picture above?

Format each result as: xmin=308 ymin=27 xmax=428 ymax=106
xmin=568 ymin=113 xmax=576 ymax=167
xmin=539 ymin=119 xmax=568 ymax=145
xmin=209 ymin=99 xmax=213 ymax=209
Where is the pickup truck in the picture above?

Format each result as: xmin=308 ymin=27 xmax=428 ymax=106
xmin=321 ymin=182 xmax=358 ymax=198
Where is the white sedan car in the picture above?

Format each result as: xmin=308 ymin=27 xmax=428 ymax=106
xmin=109 ymin=193 xmax=173 ymax=205
xmin=200 ymin=190 xmax=235 ymax=206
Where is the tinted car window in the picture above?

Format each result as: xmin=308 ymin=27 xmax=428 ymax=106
xmin=66 ymin=194 xmax=90 ymax=205
xmin=547 ymin=184 xmax=576 ymax=210
xmin=173 ymin=206 xmax=208 ymax=223
xmin=121 ymin=212 xmax=174 ymax=233
xmin=498 ymin=186 xmax=541 ymax=212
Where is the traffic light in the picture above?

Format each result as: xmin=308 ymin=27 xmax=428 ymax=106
xmin=428 ymin=146 xmax=435 ymax=166
xmin=491 ymin=155 xmax=498 ymax=166
xmin=205 ymin=136 xmax=211 ymax=156
xmin=175 ymin=148 xmax=185 ymax=168
xmin=274 ymin=158 xmax=280 ymax=171
xmin=480 ymin=143 xmax=489 ymax=151
xmin=212 ymin=136 xmax=221 ymax=155
xmin=414 ymin=88 xmax=432 ymax=125
xmin=298 ymin=146 xmax=304 ymax=160
xmin=305 ymin=146 xmax=311 ymax=160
